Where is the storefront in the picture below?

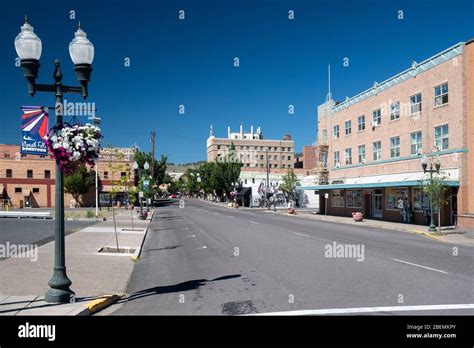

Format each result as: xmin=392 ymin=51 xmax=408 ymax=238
xmin=305 ymin=173 xmax=459 ymax=226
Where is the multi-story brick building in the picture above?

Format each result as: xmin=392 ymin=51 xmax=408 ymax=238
xmin=0 ymin=144 xmax=136 ymax=208
xmin=308 ymin=39 xmax=474 ymax=228
xmin=207 ymin=125 xmax=295 ymax=170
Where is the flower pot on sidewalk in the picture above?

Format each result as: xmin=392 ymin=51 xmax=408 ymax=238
xmin=352 ymin=212 xmax=364 ymax=222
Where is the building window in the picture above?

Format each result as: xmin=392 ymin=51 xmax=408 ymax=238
xmin=104 ymin=171 xmax=109 ymax=179
xmin=288 ymin=147 xmax=292 ymax=152
xmin=373 ymin=141 xmax=381 ymax=161
xmin=322 ymin=129 xmax=328 ymax=143
xmin=120 ymin=172 xmax=127 ymax=178
xmin=390 ymin=136 xmax=400 ymax=158
xmin=358 ymin=145 xmax=366 ymax=163
xmin=252 ymin=178 xmax=255 ymax=184
xmin=15 ymin=187 xmax=22 ymax=193
xmin=344 ymin=148 xmax=352 ymax=165
xmin=346 ymin=190 xmax=362 ymax=208
xmin=357 ymin=115 xmax=365 ymax=131
xmin=287 ymin=156 xmax=291 ymax=160
xmin=6 ymin=169 xmax=12 ymax=178
xmin=412 ymin=187 xmax=430 ymax=212
xmin=217 ymin=145 xmax=221 ymax=150
xmin=434 ymin=124 xmax=449 ymax=150
xmin=410 ymin=93 xmax=422 ymax=114
xmin=390 ymin=101 xmax=400 ymax=121
xmin=410 ymin=131 xmax=422 ymax=155
xmin=434 ymin=83 xmax=448 ymax=107
xmin=345 ymin=120 xmax=352 ymax=136
xmin=260 ymin=155 xmax=264 ymax=160
xmin=333 ymin=125 xmax=340 ymax=139
xmin=44 ymin=170 xmax=51 ymax=179
xmin=27 ymin=170 xmax=33 ymax=178
xmin=331 ymin=190 xmax=345 ymax=207
xmin=274 ymin=155 xmax=278 ymax=160
xmin=372 ymin=109 xmax=382 ymax=126
xmin=4 ymin=153 xmax=10 ymax=158
xmin=333 ymin=151 xmax=340 ymax=166
xmin=386 ymin=188 xmax=408 ymax=210
xmin=33 ymin=188 xmax=40 ymax=193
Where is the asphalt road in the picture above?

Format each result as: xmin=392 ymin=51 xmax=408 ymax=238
xmin=0 ymin=218 xmax=95 ymax=248
xmin=108 ymin=199 xmax=474 ymax=315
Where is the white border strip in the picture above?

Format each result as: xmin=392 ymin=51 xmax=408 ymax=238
xmin=250 ymin=304 xmax=474 ymax=316
xmin=390 ymin=258 xmax=448 ymax=274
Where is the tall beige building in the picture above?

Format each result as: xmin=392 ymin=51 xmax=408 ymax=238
xmin=206 ymin=125 xmax=294 ymax=169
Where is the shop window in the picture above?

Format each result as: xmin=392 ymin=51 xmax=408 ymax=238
xmin=331 ymin=190 xmax=345 ymax=207
xmin=386 ymin=187 xmax=408 ymax=210
xmin=412 ymin=188 xmax=430 ymax=212
xmin=44 ymin=170 xmax=51 ymax=179
xmin=346 ymin=190 xmax=362 ymax=208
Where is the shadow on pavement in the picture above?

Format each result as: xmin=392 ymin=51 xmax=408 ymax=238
xmin=119 ymin=274 xmax=241 ymax=304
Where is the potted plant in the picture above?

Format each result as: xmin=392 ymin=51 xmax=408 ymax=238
xmin=352 ymin=211 xmax=364 ymax=222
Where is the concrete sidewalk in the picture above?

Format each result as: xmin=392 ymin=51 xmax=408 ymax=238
xmin=0 ymin=209 xmax=153 ymax=315
xmin=267 ymin=209 xmax=474 ymax=247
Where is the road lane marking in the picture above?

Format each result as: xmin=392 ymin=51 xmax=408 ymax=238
xmin=249 ymin=221 xmax=259 ymax=225
xmin=390 ymin=258 xmax=448 ymax=274
xmin=249 ymin=303 xmax=474 ymax=316
xmin=186 ymin=235 xmax=196 ymax=238
xmin=227 ymin=216 xmax=235 ymax=219
xmin=196 ymin=246 xmax=207 ymax=249
xmin=291 ymin=232 xmax=312 ymax=239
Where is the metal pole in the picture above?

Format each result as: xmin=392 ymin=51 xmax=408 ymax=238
xmin=139 ymin=168 xmax=143 ymax=218
xmin=428 ymin=166 xmax=436 ymax=232
xmin=95 ymin=159 xmax=99 ymax=218
xmin=45 ymin=60 xmax=74 ymax=303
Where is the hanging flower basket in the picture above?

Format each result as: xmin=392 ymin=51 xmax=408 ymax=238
xmin=44 ymin=123 xmax=102 ymax=174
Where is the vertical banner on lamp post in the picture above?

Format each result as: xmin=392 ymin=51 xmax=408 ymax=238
xmin=20 ymin=106 xmax=49 ymax=155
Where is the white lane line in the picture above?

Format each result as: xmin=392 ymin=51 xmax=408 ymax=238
xmin=196 ymin=246 xmax=207 ymax=249
xmin=291 ymin=232 xmax=312 ymax=239
xmin=227 ymin=216 xmax=235 ymax=219
xmin=249 ymin=303 xmax=474 ymax=316
xmin=186 ymin=235 xmax=196 ymax=238
xmin=249 ymin=221 xmax=259 ymax=225
xmin=390 ymin=258 xmax=448 ymax=274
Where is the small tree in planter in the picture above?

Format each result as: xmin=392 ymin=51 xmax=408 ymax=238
xmin=280 ymin=169 xmax=298 ymax=208
xmin=119 ymin=163 xmax=138 ymax=230
xmin=64 ymin=164 xmax=95 ymax=207
xmin=420 ymin=174 xmax=450 ymax=233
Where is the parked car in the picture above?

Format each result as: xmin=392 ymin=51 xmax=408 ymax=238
xmin=169 ymin=194 xmax=177 ymax=199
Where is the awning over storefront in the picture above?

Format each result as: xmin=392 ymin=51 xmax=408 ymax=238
xmin=302 ymin=170 xmax=459 ymax=191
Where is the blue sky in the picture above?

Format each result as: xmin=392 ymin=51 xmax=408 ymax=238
xmin=1 ymin=0 xmax=473 ymax=163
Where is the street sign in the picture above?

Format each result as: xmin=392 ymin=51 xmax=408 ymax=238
xmin=325 ymin=193 xmax=329 ymax=199
xmin=143 ymin=180 xmax=149 ymax=190
xmin=139 ymin=191 xmax=144 ymax=198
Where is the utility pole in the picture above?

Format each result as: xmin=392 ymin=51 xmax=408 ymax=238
xmin=150 ymin=130 xmax=156 ymax=179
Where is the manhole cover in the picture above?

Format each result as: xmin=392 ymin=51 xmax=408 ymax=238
xmin=222 ymin=300 xmax=257 ymax=315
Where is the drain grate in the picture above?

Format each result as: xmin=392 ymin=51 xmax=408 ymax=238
xmin=221 ymin=300 xmax=258 ymax=315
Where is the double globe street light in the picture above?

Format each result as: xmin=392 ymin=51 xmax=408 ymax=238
xmin=15 ymin=17 xmax=95 ymax=303
xmin=134 ymin=161 xmax=150 ymax=219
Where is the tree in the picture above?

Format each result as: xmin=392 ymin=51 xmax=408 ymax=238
xmin=280 ymin=169 xmax=298 ymax=201
xmin=134 ymin=151 xmax=168 ymax=196
xmin=420 ymin=174 xmax=450 ymax=233
xmin=64 ymin=164 xmax=95 ymax=206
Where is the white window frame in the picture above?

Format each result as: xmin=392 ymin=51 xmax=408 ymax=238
xmin=333 ymin=125 xmax=340 ymax=139
xmin=434 ymin=124 xmax=449 ymax=150
xmin=357 ymin=115 xmax=365 ymax=131
xmin=344 ymin=148 xmax=352 ymax=165
xmin=434 ymin=82 xmax=448 ymax=107
xmin=333 ymin=151 xmax=340 ymax=166
xmin=372 ymin=109 xmax=382 ymax=126
xmin=410 ymin=131 xmax=422 ymax=155
xmin=390 ymin=101 xmax=400 ymax=121
xmin=373 ymin=141 xmax=381 ymax=161
xmin=390 ymin=136 xmax=400 ymax=158
xmin=345 ymin=120 xmax=352 ymax=136
xmin=358 ymin=145 xmax=366 ymax=163
xmin=410 ymin=93 xmax=422 ymax=115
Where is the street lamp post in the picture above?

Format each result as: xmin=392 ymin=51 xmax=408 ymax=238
xmin=90 ymin=116 xmax=101 ymax=218
xmin=421 ymin=155 xmax=441 ymax=232
xmin=134 ymin=161 xmax=149 ymax=219
xmin=15 ymin=17 xmax=94 ymax=303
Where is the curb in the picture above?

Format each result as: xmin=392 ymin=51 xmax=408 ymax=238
xmin=132 ymin=210 xmax=154 ymax=261
xmin=77 ymin=294 xmax=122 ymax=315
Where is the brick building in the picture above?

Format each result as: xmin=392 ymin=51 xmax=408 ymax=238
xmin=0 ymin=144 xmax=136 ymax=208
xmin=207 ymin=125 xmax=295 ymax=170
xmin=307 ymin=39 xmax=474 ymax=228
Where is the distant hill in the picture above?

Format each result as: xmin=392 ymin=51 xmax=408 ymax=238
xmin=166 ymin=160 xmax=206 ymax=172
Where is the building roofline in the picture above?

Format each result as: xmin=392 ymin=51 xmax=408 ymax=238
xmin=330 ymin=41 xmax=465 ymax=114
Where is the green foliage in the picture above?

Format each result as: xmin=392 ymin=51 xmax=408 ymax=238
xmin=64 ymin=164 xmax=95 ymax=206
xmin=420 ymin=174 xmax=450 ymax=210
xmin=280 ymin=169 xmax=298 ymax=200
xmin=86 ymin=210 xmax=95 ymax=218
